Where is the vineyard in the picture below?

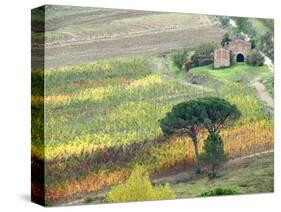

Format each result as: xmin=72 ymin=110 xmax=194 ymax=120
xmin=31 ymin=6 xmax=274 ymax=206
xmin=31 ymin=56 xmax=273 ymax=205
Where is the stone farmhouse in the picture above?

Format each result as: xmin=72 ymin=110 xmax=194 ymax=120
xmin=214 ymin=39 xmax=251 ymax=68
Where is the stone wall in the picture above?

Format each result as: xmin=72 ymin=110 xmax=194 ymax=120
xmin=224 ymin=39 xmax=251 ymax=62
xmin=214 ymin=48 xmax=230 ymax=68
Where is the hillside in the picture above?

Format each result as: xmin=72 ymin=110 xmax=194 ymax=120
xmin=32 ymin=5 xmax=224 ymax=69
xmin=31 ymin=56 xmax=273 ymax=205
xmin=31 ymin=6 xmax=274 ymax=206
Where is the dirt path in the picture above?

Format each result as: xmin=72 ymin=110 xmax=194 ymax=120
xmin=251 ymin=78 xmax=274 ymax=112
xmin=61 ymin=149 xmax=273 ymax=206
xmin=156 ymin=56 xmax=207 ymax=90
xmin=156 ymin=56 xmax=176 ymax=81
xmin=152 ymin=149 xmax=274 ymax=185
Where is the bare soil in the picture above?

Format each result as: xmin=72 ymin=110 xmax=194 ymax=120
xmin=32 ymin=7 xmax=224 ymax=69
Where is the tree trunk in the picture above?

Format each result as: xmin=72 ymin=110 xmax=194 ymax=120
xmin=212 ymin=164 xmax=216 ymax=178
xmin=192 ymin=137 xmax=201 ymax=174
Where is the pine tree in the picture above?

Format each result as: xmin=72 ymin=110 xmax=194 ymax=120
xmin=201 ymin=132 xmax=228 ymax=178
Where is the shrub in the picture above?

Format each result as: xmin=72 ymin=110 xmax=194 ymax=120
xmin=235 ymin=17 xmax=250 ymax=34
xmin=246 ymin=50 xmax=264 ymax=66
xmin=106 ymin=166 xmax=176 ymax=203
xmin=191 ymin=55 xmax=213 ymax=68
xmin=199 ymin=58 xmax=213 ymax=66
xmin=200 ymin=188 xmax=241 ymax=197
xmin=191 ymin=42 xmax=217 ymax=67
xmin=250 ymin=39 xmax=257 ymax=49
xmin=218 ymin=16 xmax=230 ymax=28
xmin=196 ymin=42 xmax=218 ymax=57
xmin=171 ymin=49 xmax=189 ymax=70
xmin=191 ymin=53 xmax=200 ymax=67
xmin=221 ymin=33 xmax=232 ymax=47
xmin=84 ymin=197 xmax=93 ymax=203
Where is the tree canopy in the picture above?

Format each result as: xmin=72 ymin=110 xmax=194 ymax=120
xmin=195 ymin=42 xmax=218 ymax=57
xmin=198 ymin=97 xmax=241 ymax=133
xmin=160 ymin=97 xmax=241 ymax=174
xmin=160 ymin=100 xmax=205 ymax=137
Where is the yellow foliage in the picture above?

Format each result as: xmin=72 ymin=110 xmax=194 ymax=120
xmin=45 ymin=85 xmax=114 ymax=106
xmin=106 ymin=166 xmax=176 ymax=203
xmin=126 ymin=75 xmax=162 ymax=89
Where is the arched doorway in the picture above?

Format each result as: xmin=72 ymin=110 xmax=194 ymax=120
xmin=236 ymin=53 xmax=244 ymax=62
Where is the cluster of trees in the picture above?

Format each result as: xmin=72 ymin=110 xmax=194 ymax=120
xmin=218 ymin=16 xmax=230 ymax=28
xmin=260 ymin=31 xmax=274 ymax=62
xmin=160 ymin=97 xmax=241 ymax=177
xmin=219 ymin=15 xmax=273 ymax=62
xmin=231 ymin=17 xmax=274 ymax=62
xmin=191 ymin=42 xmax=218 ymax=67
xmin=170 ymin=42 xmax=218 ymax=72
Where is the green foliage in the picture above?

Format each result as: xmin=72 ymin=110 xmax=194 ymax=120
xmin=171 ymin=49 xmax=190 ymax=70
xmin=261 ymin=19 xmax=274 ymax=31
xmin=263 ymin=76 xmax=274 ymax=97
xmin=172 ymin=153 xmax=273 ymax=198
xmin=198 ymin=97 xmax=241 ymax=133
xmin=196 ymin=42 xmax=218 ymax=57
xmin=191 ymin=42 xmax=217 ymax=67
xmin=250 ymin=39 xmax=257 ymax=49
xmin=218 ymin=16 xmax=230 ymax=28
xmin=160 ymin=99 xmax=205 ymax=172
xmin=247 ymin=50 xmax=265 ymax=66
xmin=84 ymin=197 xmax=93 ymax=203
xmin=106 ymin=166 xmax=176 ymax=202
xmin=231 ymin=17 xmax=254 ymax=39
xmin=160 ymin=100 xmax=205 ymax=137
xmin=232 ymin=17 xmax=273 ymax=62
xmin=235 ymin=17 xmax=249 ymax=34
xmin=200 ymin=188 xmax=240 ymax=197
xmin=201 ymin=132 xmax=228 ymax=177
xmin=221 ymin=33 xmax=232 ymax=47
xmin=160 ymin=97 xmax=240 ymax=173
xmin=260 ymin=32 xmax=274 ymax=62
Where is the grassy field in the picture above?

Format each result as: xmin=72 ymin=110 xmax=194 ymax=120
xmin=57 ymin=152 xmax=274 ymax=205
xmin=186 ymin=63 xmax=272 ymax=88
xmin=173 ymin=152 xmax=274 ymax=198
